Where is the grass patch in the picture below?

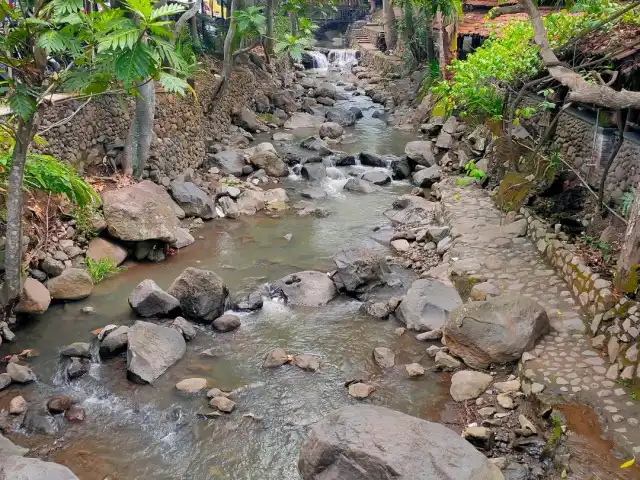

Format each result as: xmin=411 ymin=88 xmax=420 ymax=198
xmin=86 ymin=257 xmax=122 ymax=283
xmin=258 ymin=113 xmax=278 ymax=124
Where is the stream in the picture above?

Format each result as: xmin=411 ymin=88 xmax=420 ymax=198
xmin=0 ymin=53 xmax=451 ymax=480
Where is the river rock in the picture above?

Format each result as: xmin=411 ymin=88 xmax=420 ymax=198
xmin=435 ymin=351 xmax=461 ymax=371
xmin=319 ymin=122 xmax=344 ymax=139
xmin=412 ymin=165 xmax=441 ymax=187
xmin=236 ymin=189 xmax=266 ymax=216
xmin=234 ymin=291 xmax=264 ymax=311
xmin=0 ymin=432 xmax=28 ymax=456
xmin=232 ymin=107 xmax=260 ymax=133
xmin=358 ymin=152 xmax=385 ymax=167
xmin=332 ymin=247 xmax=387 ymax=293
xmin=285 ymin=112 xmax=323 ymax=129
xmin=301 ymin=136 xmax=333 ymax=156
xmin=294 ymin=355 xmax=320 ymax=372
xmin=6 ymin=362 xmax=36 ymax=384
xmin=272 ymin=271 xmax=337 ymax=307
xmin=216 ymin=196 xmax=239 ymax=219
xmin=41 ymin=256 xmax=65 ymax=276
xmin=397 ymin=279 xmax=462 ymax=332
xmin=210 ymin=150 xmax=245 ymax=176
xmin=167 ymin=268 xmax=229 ymax=323
xmin=359 ymin=301 xmax=390 ymax=319
xmin=301 ymin=163 xmax=327 ymax=182
xmin=99 ymin=325 xmax=130 ymax=357
xmin=263 ymin=348 xmax=289 ymax=368
xmin=85 ymin=237 xmax=127 ymax=265
xmin=299 ymin=405 xmax=504 ymax=480
xmin=301 ymin=187 xmax=327 ymax=199
xmin=176 ymin=377 xmax=207 ymax=394
xmin=64 ymin=406 xmax=85 ymax=423
xmin=444 ymin=296 xmax=550 ymax=369
xmin=172 ymin=227 xmax=195 ymax=249
xmin=450 ymin=370 xmax=494 ymax=401
xmin=128 ymin=279 xmax=180 ymax=318
xmin=361 ymin=171 xmax=391 ymax=185
xmin=389 ymin=156 xmax=411 ymax=180
xmin=46 ymin=395 xmax=72 ymax=414
xmin=9 ymin=396 xmax=27 ymax=415
xmin=60 ymin=342 xmax=91 ymax=358
xmin=325 ymin=107 xmax=356 ymax=127
xmin=373 ymin=347 xmax=395 ymax=368
xmin=126 ymin=321 xmax=186 ymax=384
xmin=0 ymin=373 xmax=12 ymax=390
xmin=212 ymin=314 xmax=241 ymax=332
xmin=384 ymin=194 xmax=437 ymax=226
xmin=404 ymin=140 xmax=435 ymax=166
xmin=349 ymin=106 xmax=363 ymax=119
xmin=316 ymin=82 xmax=336 ymax=99
xmin=169 ymin=316 xmax=197 ymax=341
xmin=66 ymin=357 xmax=90 ymax=379
xmin=344 ymin=177 xmax=379 ymax=193
xmin=45 ymin=268 xmax=93 ymax=301
xmin=209 ymin=396 xmax=236 ymax=413
xmin=0 ymin=455 xmax=80 ymax=480
xmin=405 ymin=363 xmax=426 ymax=377
xmin=250 ymin=151 xmax=289 ymax=177
xmin=102 ymin=180 xmax=182 ymax=243
xmin=15 ymin=278 xmax=51 ymax=314
xmin=348 ymin=382 xmax=375 ymax=399
xmin=273 ymin=132 xmax=295 ymax=142
xmin=170 ymin=180 xmax=216 ymax=219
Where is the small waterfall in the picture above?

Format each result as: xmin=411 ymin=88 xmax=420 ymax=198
xmin=328 ymin=49 xmax=358 ymax=68
xmin=307 ymin=51 xmax=329 ymax=70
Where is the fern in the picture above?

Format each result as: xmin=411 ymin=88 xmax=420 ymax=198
xmin=622 ymin=187 xmax=635 ymax=218
xmin=150 ymin=3 xmax=185 ymax=20
xmin=125 ymin=0 xmax=153 ymax=20
xmin=158 ymin=72 xmax=189 ymax=95
xmin=37 ymin=30 xmax=69 ymax=54
xmin=98 ymin=26 xmax=140 ymax=52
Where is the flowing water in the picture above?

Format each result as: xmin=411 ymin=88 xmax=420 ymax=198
xmin=0 ymin=59 xmax=448 ymax=480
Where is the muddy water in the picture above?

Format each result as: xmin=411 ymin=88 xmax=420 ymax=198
xmin=2 ymin=63 xmax=451 ymax=479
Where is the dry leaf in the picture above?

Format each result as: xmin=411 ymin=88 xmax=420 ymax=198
xmin=620 ymin=457 xmax=635 ymax=469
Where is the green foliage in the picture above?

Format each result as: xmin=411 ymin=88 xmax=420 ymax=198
xmin=275 ymin=34 xmax=313 ymax=62
xmin=622 ymin=187 xmax=635 ymax=218
xmin=0 ymin=148 xmax=99 ymax=207
xmin=546 ymin=412 xmax=564 ymax=450
xmin=72 ymin=204 xmax=100 ymax=239
xmin=85 ymin=257 xmax=122 ymax=283
xmin=456 ymin=160 xmax=486 ymax=186
xmin=581 ymin=234 xmax=612 ymax=262
xmin=234 ymin=6 xmax=266 ymax=38
xmin=429 ymin=4 xmax=629 ymax=119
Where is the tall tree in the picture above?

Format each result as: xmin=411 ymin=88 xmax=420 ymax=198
xmin=265 ymin=0 xmax=277 ymax=58
xmin=0 ymin=0 xmax=193 ymax=311
xmin=382 ymin=0 xmax=397 ymax=50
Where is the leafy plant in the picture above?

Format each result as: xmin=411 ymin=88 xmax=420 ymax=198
xmin=622 ymin=187 xmax=635 ymax=218
xmin=72 ymin=204 xmax=100 ymax=239
xmin=275 ymin=34 xmax=313 ymax=62
xmin=581 ymin=234 xmax=612 ymax=262
xmin=456 ymin=160 xmax=486 ymax=186
xmin=85 ymin=257 xmax=122 ymax=283
xmin=234 ymin=5 xmax=266 ymax=39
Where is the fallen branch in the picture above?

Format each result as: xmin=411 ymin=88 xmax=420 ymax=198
xmin=37 ymin=99 xmax=91 ymax=135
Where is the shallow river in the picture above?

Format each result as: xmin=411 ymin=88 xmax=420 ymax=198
xmin=1 ymin=58 xmax=453 ymax=479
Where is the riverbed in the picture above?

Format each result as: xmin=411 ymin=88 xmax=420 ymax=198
xmin=0 ymin=55 xmax=453 ymax=480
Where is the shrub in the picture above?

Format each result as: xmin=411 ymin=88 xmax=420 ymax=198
xmin=86 ymin=257 xmax=122 ymax=283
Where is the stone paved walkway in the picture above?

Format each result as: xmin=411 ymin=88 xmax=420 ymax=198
xmin=438 ymin=179 xmax=640 ymax=456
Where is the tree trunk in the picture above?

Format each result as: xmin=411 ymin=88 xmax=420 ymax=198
xmin=290 ymin=12 xmax=298 ymax=36
xmin=214 ymin=0 xmax=237 ymax=100
xmin=190 ymin=15 xmax=198 ymax=44
xmin=123 ymin=80 xmax=156 ymax=177
xmin=2 ymin=116 xmax=35 ymax=312
xmin=174 ymin=0 xmax=202 ymax=38
xmin=382 ymin=0 xmax=396 ymax=50
xmin=617 ymin=184 xmax=640 ymax=293
xmin=425 ymin=11 xmax=435 ymax=64
xmin=265 ymin=0 xmax=276 ymax=57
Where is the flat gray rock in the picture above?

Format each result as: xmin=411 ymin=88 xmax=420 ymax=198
xmin=127 ymin=321 xmax=186 ymax=384
xmin=396 ymin=279 xmax=462 ymax=331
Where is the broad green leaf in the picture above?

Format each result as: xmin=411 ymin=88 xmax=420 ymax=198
xmin=115 ymin=42 xmax=155 ymax=88
xmin=51 ymin=0 xmax=84 ymax=15
xmin=37 ymin=30 xmax=68 ymax=54
xmin=158 ymin=72 xmax=189 ymax=95
xmin=150 ymin=3 xmax=185 ymax=20
xmin=98 ymin=27 xmax=140 ymax=52
xmin=24 ymin=18 xmax=51 ymax=27
xmin=125 ymin=0 xmax=152 ymax=20
xmin=148 ymin=22 xmax=173 ymax=39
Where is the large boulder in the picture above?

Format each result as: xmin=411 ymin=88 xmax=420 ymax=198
xmin=358 ymin=152 xmax=385 ymax=167
xmin=285 ymin=112 xmax=323 ymax=130
xmin=319 ymin=122 xmax=344 ymax=139
xmin=236 ymin=189 xmax=266 ymax=216
xmin=126 ymin=321 xmax=186 ymax=384
xmin=450 ymin=370 xmax=494 ymax=402
xmin=444 ymin=296 xmax=550 ymax=369
xmin=404 ymin=141 xmax=435 ymax=166
xmin=344 ymin=178 xmax=379 ymax=194
xmin=169 ymin=181 xmax=216 ymax=219
xmin=272 ymin=271 xmax=337 ymax=307
xmin=232 ymin=107 xmax=260 ymax=133
xmin=412 ymin=165 xmax=442 ymax=188
xmin=15 ymin=278 xmax=50 ymax=314
xmin=45 ymin=268 xmax=93 ymax=301
xmin=85 ymin=237 xmax=127 ymax=265
xmin=167 ymin=268 xmax=229 ymax=323
xmin=397 ymin=279 xmax=462 ymax=332
xmin=299 ymin=405 xmax=503 ymax=480
xmin=384 ymin=194 xmax=437 ymax=226
xmin=302 ymin=163 xmax=327 ymax=182
xmin=315 ymin=82 xmax=336 ymax=99
xmin=136 ymin=181 xmax=185 ymax=219
xmin=250 ymin=151 xmax=289 ymax=177
xmin=210 ymin=150 xmax=245 ymax=176
xmin=332 ymin=247 xmax=387 ymax=294
xmin=389 ymin=156 xmax=411 ymax=180
xmin=0 ymin=455 xmax=80 ymax=480
xmin=217 ymin=196 xmax=240 ymax=219
xmin=325 ymin=108 xmax=356 ymax=127
xmin=102 ymin=180 xmax=182 ymax=243
xmin=361 ymin=171 xmax=391 ymax=185
xmin=128 ymin=279 xmax=180 ymax=318
xmin=99 ymin=325 xmax=130 ymax=357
